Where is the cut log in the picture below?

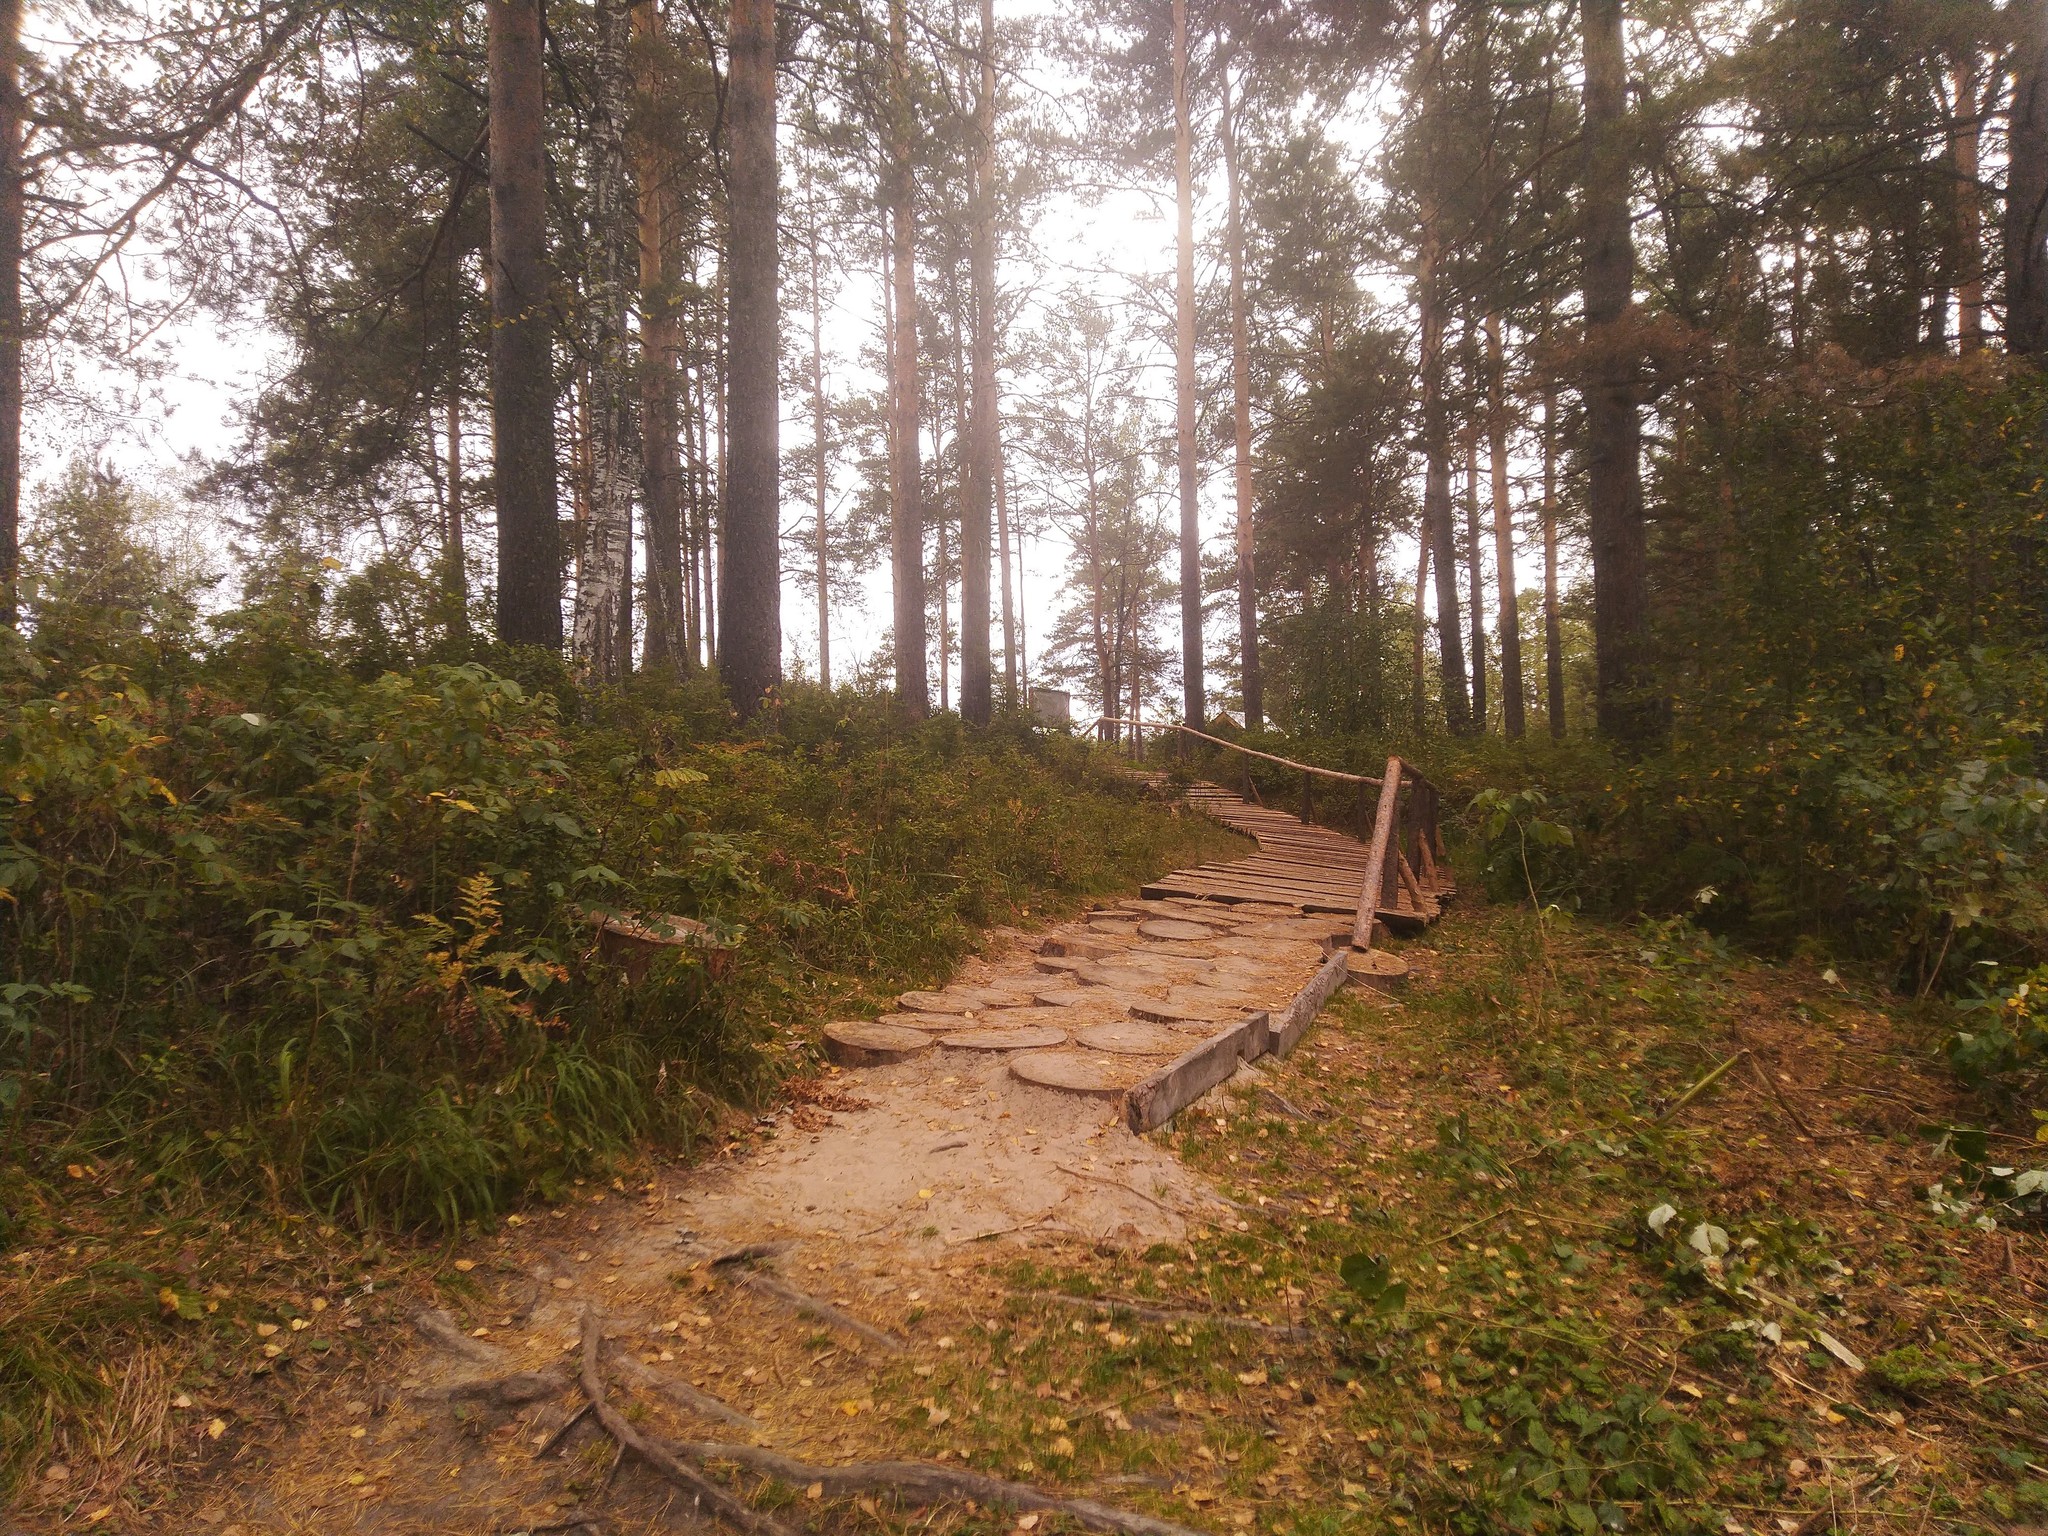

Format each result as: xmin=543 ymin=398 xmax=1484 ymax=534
xmin=1344 ymin=947 xmax=1410 ymax=993
xmin=823 ymin=1021 xmax=935 ymax=1067
xmin=938 ymin=1024 xmax=1069 ymax=1052
xmin=1136 ymin=918 xmax=1224 ymax=942
xmin=1074 ymin=1021 xmax=1190 ymax=1057
xmin=1009 ymin=1050 xmax=1143 ymax=1098
xmin=897 ymin=990 xmax=976 ymax=1015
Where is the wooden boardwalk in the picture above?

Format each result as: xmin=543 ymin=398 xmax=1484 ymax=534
xmin=1144 ymin=781 xmax=1455 ymax=935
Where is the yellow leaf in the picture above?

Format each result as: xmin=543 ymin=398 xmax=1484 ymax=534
xmin=453 ymin=1259 xmax=475 ymax=1272
xmin=207 ymin=1418 xmax=227 ymax=1439
xmin=255 ymin=1323 xmax=279 ymax=1338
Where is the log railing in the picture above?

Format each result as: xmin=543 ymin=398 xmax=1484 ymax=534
xmin=1087 ymin=718 xmax=1444 ymax=954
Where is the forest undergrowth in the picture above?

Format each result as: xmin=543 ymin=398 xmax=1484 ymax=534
xmin=0 ymin=580 xmax=1244 ymax=1498
xmin=902 ymin=902 xmax=2047 ymax=1536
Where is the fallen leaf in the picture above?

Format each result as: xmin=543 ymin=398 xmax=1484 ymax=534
xmin=254 ymin=1323 xmax=279 ymax=1338
xmin=1815 ymin=1331 xmax=1865 ymax=1373
xmin=453 ymin=1260 xmax=475 ymax=1273
xmin=207 ymin=1419 xmax=227 ymax=1440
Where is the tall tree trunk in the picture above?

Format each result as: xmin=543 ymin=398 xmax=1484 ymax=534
xmin=1486 ymin=313 xmax=1524 ymax=737
xmin=1220 ymin=51 xmax=1260 ymax=730
xmin=1172 ymin=0 xmax=1203 ymax=729
xmin=0 ymin=0 xmax=18 ymax=630
xmin=995 ymin=404 xmax=1016 ymax=704
xmin=1953 ymin=62 xmax=1986 ymax=354
xmin=960 ymin=0 xmax=998 ymax=726
xmin=572 ymin=0 xmax=638 ymax=684
xmin=807 ymin=166 xmax=832 ymax=690
xmin=1542 ymin=384 xmax=1565 ymax=739
xmin=1582 ymin=0 xmax=1655 ymax=740
xmin=1463 ymin=412 xmax=1486 ymax=730
xmin=1411 ymin=533 xmax=1430 ymax=737
xmin=1417 ymin=6 xmax=1469 ymax=734
xmin=937 ymin=418 xmax=951 ymax=711
xmin=635 ymin=0 xmax=687 ymax=677
xmin=444 ymin=256 xmax=466 ymax=627
xmin=887 ymin=0 xmax=928 ymax=716
xmin=489 ymin=0 xmax=561 ymax=649
xmin=2008 ymin=0 xmax=2048 ymax=362
xmin=721 ymin=0 xmax=780 ymax=714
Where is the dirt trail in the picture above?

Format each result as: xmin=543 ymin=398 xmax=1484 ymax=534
xmin=176 ymin=901 xmax=1356 ymax=1536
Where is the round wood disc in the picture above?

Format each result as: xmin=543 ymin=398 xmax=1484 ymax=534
xmin=1345 ymin=947 xmax=1411 ymax=993
xmin=1033 ymin=954 xmax=1094 ymax=976
xmin=1044 ymin=935 xmax=1121 ymax=960
xmin=1087 ymin=918 xmax=1142 ymax=935
xmin=1113 ymin=954 xmax=1209 ymax=978
xmin=1128 ymin=995 xmax=1242 ymax=1027
xmin=871 ymin=1011 xmax=953 ymax=1033
xmin=1074 ymin=1020 xmax=1189 ymax=1057
xmin=898 ymin=990 xmax=977 ymax=1015
xmin=1168 ymin=984 xmax=1267 ymax=1011
xmin=1137 ymin=918 xmax=1224 ymax=942
xmin=1211 ymin=936 xmax=1327 ymax=964
xmin=939 ymin=1024 xmax=1069 ymax=1052
xmin=1009 ymin=1050 xmax=1141 ymax=1098
xmin=972 ymin=991 xmax=1045 ymax=1011
xmin=824 ymin=1021 xmax=935 ymax=1066
xmin=1030 ymin=986 xmax=1096 ymax=1008
xmin=1073 ymin=965 xmax=1172 ymax=995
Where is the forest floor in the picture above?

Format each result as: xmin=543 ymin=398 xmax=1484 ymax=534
xmin=15 ymin=890 xmax=2048 ymax=1536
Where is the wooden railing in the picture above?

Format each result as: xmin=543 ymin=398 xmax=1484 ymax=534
xmin=1087 ymin=718 xmax=1445 ymax=954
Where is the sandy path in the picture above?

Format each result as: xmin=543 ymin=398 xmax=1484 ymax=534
xmin=176 ymin=899 xmax=1351 ymax=1536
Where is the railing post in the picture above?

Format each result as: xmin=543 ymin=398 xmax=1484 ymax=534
xmin=1242 ymin=754 xmax=1254 ymax=801
xmin=1300 ymin=770 xmax=1314 ymax=826
xmin=1351 ymin=757 xmax=1404 ymax=951
xmin=1356 ymin=777 xmax=1371 ymax=841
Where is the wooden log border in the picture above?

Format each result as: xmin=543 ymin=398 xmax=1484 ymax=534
xmin=1122 ymin=946 xmax=1351 ymax=1134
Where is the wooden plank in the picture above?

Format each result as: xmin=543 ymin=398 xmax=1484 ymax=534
xmin=1270 ymin=948 xmax=1351 ymax=1056
xmin=1123 ymin=1015 xmax=1264 ymax=1133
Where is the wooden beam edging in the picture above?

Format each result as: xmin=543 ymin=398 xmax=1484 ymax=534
xmin=1123 ymin=946 xmax=1351 ymax=1134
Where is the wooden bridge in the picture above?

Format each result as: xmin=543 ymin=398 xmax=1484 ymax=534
xmin=1100 ymin=721 xmax=1453 ymax=952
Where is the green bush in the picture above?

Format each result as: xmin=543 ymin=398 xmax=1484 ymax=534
xmin=0 ymin=569 xmax=1228 ymax=1236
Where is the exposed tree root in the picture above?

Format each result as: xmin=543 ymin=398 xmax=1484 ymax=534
xmin=670 ymin=1438 xmax=1209 ymax=1536
xmin=576 ymin=1309 xmax=798 ymax=1536
xmin=569 ymin=1307 xmax=1205 ymax=1536
xmin=413 ymin=1306 xmax=509 ymax=1366
xmin=606 ymin=1338 xmax=762 ymax=1431
xmin=422 ymin=1368 xmax=568 ymax=1407
xmin=706 ymin=1250 xmax=903 ymax=1352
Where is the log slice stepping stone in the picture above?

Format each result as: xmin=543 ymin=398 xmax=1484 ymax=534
xmin=1344 ymin=947 xmax=1411 ymax=993
xmin=1034 ymin=954 xmax=1095 ymax=976
xmin=1128 ymin=995 xmax=1243 ymax=1027
xmin=1041 ymin=935 xmax=1122 ymax=960
xmin=939 ymin=1024 xmax=1069 ymax=1051
xmin=898 ymin=990 xmax=977 ymax=1015
xmin=873 ymin=1012 xmax=955 ymax=1033
xmin=1009 ymin=1050 xmax=1142 ymax=1099
xmin=1074 ymin=1020 xmax=1189 ymax=1057
xmin=1072 ymin=964 xmax=1172 ymax=994
xmin=824 ymin=1021 xmax=935 ymax=1066
xmin=1137 ymin=918 xmax=1224 ymax=942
